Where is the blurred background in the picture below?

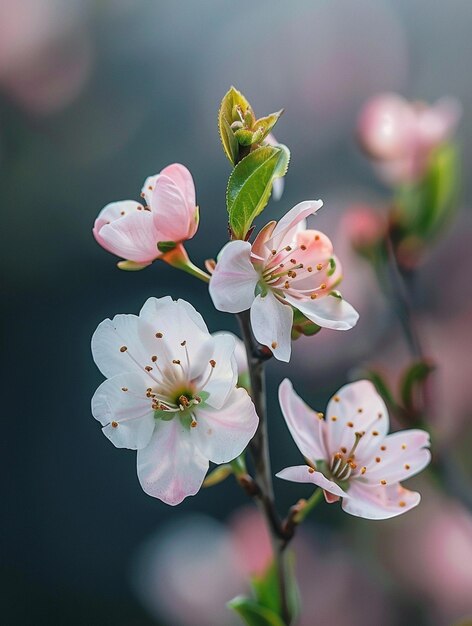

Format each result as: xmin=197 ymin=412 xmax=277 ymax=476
xmin=3 ymin=1 xmax=472 ymax=625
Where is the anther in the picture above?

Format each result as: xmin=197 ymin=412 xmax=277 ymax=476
xmin=145 ymin=366 xmax=153 ymax=372
xmin=357 ymin=408 xmax=363 ymax=413
xmin=334 ymin=396 xmax=340 ymax=402
xmin=331 ymin=416 xmax=337 ymax=421
xmin=271 ymin=341 xmax=278 ymax=349
xmin=372 ymin=431 xmax=379 ymax=436
xmin=320 ymin=283 xmax=327 ymax=289
xmin=120 ymin=346 xmax=127 ymax=352
xmin=310 ymin=293 xmax=318 ymax=299
xmin=401 ymin=444 xmax=407 ymax=449
xmin=290 ymin=258 xmax=297 ymax=264
xmin=151 ymin=356 xmax=157 ymax=362
xmin=404 ymin=464 xmax=410 ymax=470
xmin=209 ymin=359 xmax=216 ymax=368
xmin=307 ymin=266 xmax=313 ymax=272
xmin=315 ymin=235 xmax=320 ymax=241
xmin=381 ymin=445 xmax=386 ymax=451
xmin=300 ymin=244 xmax=307 ymax=251
xmin=375 ymin=457 xmax=381 ymax=463
xmin=181 ymin=340 xmax=187 ymax=346
xmin=316 ymin=263 xmax=323 ymax=271
xmin=121 ymin=387 xmax=128 ymax=392
xmin=380 ymin=480 xmax=387 ymax=485
xmin=341 ymin=447 xmax=347 ymax=454
xmin=308 ymin=467 xmax=315 ymax=474
xmin=285 ymin=246 xmax=292 ymax=251
xmin=399 ymin=501 xmax=406 ymax=507
xmin=155 ymin=332 xmax=163 ymax=338
xmin=284 ymin=281 xmax=290 ymax=289
xmin=271 ymin=249 xmax=277 ymax=255
xmin=172 ymin=359 xmax=181 ymax=365
xmin=347 ymin=421 xmax=354 ymax=428
xmin=190 ymin=419 xmax=197 ymax=428
xmin=111 ymin=421 xmax=118 ymax=428
xmin=361 ymin=466 xmax=367 ymax=475
xmin=120 ymin=211 xmax=125 ymax=216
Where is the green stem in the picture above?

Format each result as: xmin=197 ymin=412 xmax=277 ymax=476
xmin=178 ymin=260 xmax=211 ymax=282
xmin=293 ymin=489 xmax=323 ymax=524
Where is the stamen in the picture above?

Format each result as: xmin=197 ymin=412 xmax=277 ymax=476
xmin=155 ymin=332 xmax=163 ymax=338
xmin=209 ymin=359 xmax=216 ymax=368
xmin=120 ymin=346 xmax=127 ymax=352
xmin=111 ymin=421 xmax=118 ymax=428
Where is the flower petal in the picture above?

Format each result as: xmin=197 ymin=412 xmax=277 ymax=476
xmin=265 ymin=200 xmax=323 ymax=251
xmin=137 ymin=419 xmax=209 ymax=505
xmin=152 ymin=173 xmax=196 ymax=242
xmin=250 ymin=291 xmax=293 ymax=362
xmin=139 ymin=297 xmax=212 ymax=379
xmin=91 ymin=372 xmax=155 ymax=449
xmin=197 ymin=332 xmax=237 ymax=409
xmin=324 ymin=380 xmax=389 ymax=459
xmin=160 ymin=163 xmax=196 ymax=211
xmin=278 ymin=379 xmax=327 ymax=461
xmin=285 ymin=293 xmax=359 ymax=331
xmin=362 ymin=429 xmax=431 ymax=483
xmin=209 ymin=241 xmax=259 ymax=313
xmin=342 ymin=481 xmax=421 ymax=520
xmin=191 ymin=387 xmax=258 ymax=464
xmin=93 ymin=203 xmax=162 ymax=263
xmin=276 ymin=466 xmax=348 ymax=499
xmin=92 ymin=314 xmax=154 ymax=379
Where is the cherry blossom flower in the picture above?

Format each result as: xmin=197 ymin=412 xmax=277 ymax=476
xmin=209 ymin=201 xmax=359 ymax=361
xmin=93 ymin=163 xmax=199 ymax=266
xmin=91 ymin=296 xmax=258 ymax=505
xmin=276 ymin=379 xmax=431 ymax=519
xmin=357 ymin=93 xmax=460 ymax=184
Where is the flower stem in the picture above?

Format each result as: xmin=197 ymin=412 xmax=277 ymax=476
xmin=293 ymin=489 xmax=323 ymax=524
xmin=161 ymin=243 xmax=210 ymax=283
xmin=237 ymin=309 xmax=293 ymax=625
xmin=381 ymin=235 xmax=472 ymax=513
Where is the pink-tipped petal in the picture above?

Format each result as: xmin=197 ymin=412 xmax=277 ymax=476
xmin=342 ymin=481 xmax=421 ymax=520
xmin=276 ymin=466 xmax=348 ymax=499
xmin=278 ymin=378 xmax=327 ymax=461
xmin=159 ymin=163 xmax=196 ymax=211
xmin=137 ymin=419 xmax=209 ymax=505
xmin=265 ymin=200 xmax=323 ymax=251
xmin=250 ymin=291 xmax=293 ymax=362
xmin=209 ymin=241 xmax=259 ymax=313
xmin=93 ymin=202 xmax=161 ymax=264
xmin=191 ymin=387 xmax=258 ymax=464
xmin=91 ymin=372 xmax=155 ymax=449
xmin=151 ymin=174 xmax=195 ymax=241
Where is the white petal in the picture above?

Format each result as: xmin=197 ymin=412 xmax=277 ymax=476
xmin=362 ymin=429 xmax=431 ymax=483
xmin=137 ymin=420 xmax=209 ymax=505
xmin=91 ymin=372 xmax=155 ymax=449
xmin=191 ymin=387 xmax=258 ymax=464
xmin=276 ymin=466 xmax=348 ymax=499
xmin=139 ymin=297 xmax=212 ymax=379
xmin=324 ymin=380 xmax=390 ymax=459
xmin=141 ymin=174 xmax=159 ymax=207
xmin=285 ymin=293 xmax=359 ymax=331
xmin=265 ymin=200 xmax=323 ymax=251
xmin=91 ymin=314 xmax=154 ymax=379
xmin=278 ymin=379 xmax=327 ymax=461
xmin=209 ymin=241 xmax=259 ymax=313
xmin=342 ymin=481 xmax=421 ymax=520
xmin=212 ymin=331 xmax=248 ymax=377
xmin=198 ymin=333 xmax=237 ymax=409
xmin=250 ymin=292 xmax=293 ymax=362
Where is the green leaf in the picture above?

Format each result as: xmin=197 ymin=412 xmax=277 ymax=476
xmin=219 ymin=86 xmax=252 ymax=164
xmin=227 ymin=145 xmax=290 ymax=240
xmin=291 ymin=308 xmax=321 ymax=339
xmin=250 ymin=556 xmax=300 ymax=624
xmin=228 ymin=596 xmax=285 ymax=626
xmin=364 ymin=369 xmax=397 ymax=410
xmin=253 ymin=110 xmax=284 ymax=142
xmin=396 ymin=142 xmax=459 ymax=243
xmin=400 ymin=360 xmax=435 ymax=411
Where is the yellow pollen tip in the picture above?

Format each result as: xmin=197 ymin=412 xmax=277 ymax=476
xmin=190 ymin=420 xmax=197 ymax=428
xmin=404 ymin=464 xmax=410 ymax=470
xmin=307 ymin=266 xmax=313 ymax=272
xmin=401 ymin=444 xmax=407 ymax=449
xmin=271 ymin=341 xmax=278 ymax=349
xmin=308 ymin=467 xmax=315 ymax=474
xmin=361 ymin=466 xmax=367 ymax=475
xmin=372 ymin=431 xmax=379 ymax=436
xmin=334 ymin=396 xmax=340 ymax=402
xmin=111 ymin=421 xmax=118 ymax=428
xmin=331 ymin=416 xmax=337 ymax=421
xmin=316 ymin=263 xmax=323 ymax=270
xmin=315 ymin=235 xmax=320 ymax=241
xmin=310 ymin=293 xmax=318 ymax=299
xmin=347 ymin=421 xmax=354 ymax=427
xmin=399 ymin=501 xmax=406 ymax=507
xmin=380 ymin=480 xmax=387 ymax=485
xmin=320 ymin=283 xmax=327 ymax=289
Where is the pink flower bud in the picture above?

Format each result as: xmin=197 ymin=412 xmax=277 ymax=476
xmin=93 ymin=163 xmax=199 ymax=266
xmin=342 ymin=205 xmax=386 ymax=251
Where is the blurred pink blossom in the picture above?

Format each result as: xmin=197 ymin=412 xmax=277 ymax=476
xmin=133 ymin=506 xmax=392 ymax=626
xmin=357 ymin=93 xmax=460 ymax=184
